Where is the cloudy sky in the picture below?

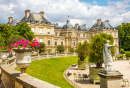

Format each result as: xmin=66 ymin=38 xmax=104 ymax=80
xmin=0 ymin=0 xmax=130 ymax=27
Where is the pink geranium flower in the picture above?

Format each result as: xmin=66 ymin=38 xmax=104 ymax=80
xmin=0 ymin=46 xmax=1 ymax=48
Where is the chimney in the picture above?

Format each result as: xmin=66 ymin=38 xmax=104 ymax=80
xmin=105 ymin=20 xmax=109 ymax=23
xmin=25 ymin=9 xmax=30 ymax=18
xmin=82 ymin=24 xmax=86 ymax=27
xmin=8 ymin=17 xmax=13 ymax=23
xmin=39 ymin=11 xmax=44 ymax=17
xmin=75 ymin=23 xmax=79 ymax=29
xmin=56 ymin=23 xmax=58 ymax=26
xmin=97 ymin=19 xmax=101 ymax=26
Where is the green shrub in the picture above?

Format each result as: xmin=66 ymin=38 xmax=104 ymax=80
xmin=89 ymin=33 xmax=114 ymax=68
xmin=125 ymin=51 xmax=130 ymax=57
xmin=70 ymin=48 xmax=75 ymax=52
xmin=77 ymin=41 xmax=89 ymax=61
xmin=38 ymin=42 xmax=45 ymax=53
xmin=57 ymin=45 xmax=65 ymax=53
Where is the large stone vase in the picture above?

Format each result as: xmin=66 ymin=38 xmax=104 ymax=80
xmin=0 ymin=50 xmax=9 ymax=65
xmin=13 ymin=48 xmax=32 ymax=76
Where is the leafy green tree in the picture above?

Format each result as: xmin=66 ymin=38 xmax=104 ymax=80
xmin=70 ymin=48 xmax=75 ymax=52
xmin=57 ymin=45 xmax=65 ymax=53
xmin=89 ymin=33 xmax=115 ymax=68
xmin=116 ymin=23 xmax=130 ymax=51
xmin=0 ymin=24 xmax=13 ymax=45
xmin=7 ymin=35 xmax=25 ymax=48
xmin=0 ymin=34 xmax=5 ymax=47
xmin=120 ymin=48 xmax=125 ymax=59
xmin=13 ymin=22 xmax=35 ymax=41
xmin=77 ymin=41 xmax=89 ymax=61
xmin=38 ymin=42 xmax=45 ymax=53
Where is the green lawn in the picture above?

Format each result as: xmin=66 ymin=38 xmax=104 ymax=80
xmin=16 ymin=56 xmax=83 ymax=88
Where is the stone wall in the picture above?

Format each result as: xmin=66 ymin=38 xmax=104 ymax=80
xmin=1 ymin=65 xmax=60 ymax=88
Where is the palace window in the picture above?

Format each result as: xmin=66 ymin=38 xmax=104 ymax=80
xmin=55 ymin=32 xmax=58 ymax=36
xmin=55 ymin=41 xmax=57 ymax=46
xmin=40 ymin=29 xmax=42 ymax=34
xmin=31 ymin=28 xmax=34 ymax=33
xmin=48 ymin=39 xmax=50 ymax=45
xmin=61 ymin=41 xmax=63 ymax=45
xmin=78 ymin=34 xmax=80 ymax=37
xmin=83 ymin=34 xmax=85 ymax=37
xmin=40 ymin=39 xmax=42 ymax=42
xmin=48 ymin=29 xmax=50 ymax=34
xmin=73 ymin=40 xmax=75 ymax=45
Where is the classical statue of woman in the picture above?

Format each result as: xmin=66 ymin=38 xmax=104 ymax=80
xmin=103 ymin=40 xmax=115 ymax=71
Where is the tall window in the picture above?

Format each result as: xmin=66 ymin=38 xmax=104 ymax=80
xmin=48 ymin=39 xmax=50 ymax=45
xmin=40 ymin=39 xmax=42 ymax=42
xmin=83 ymin=34 xmax=85 ymax=37
xmin=114 ymin=39 xmax=116 ymax=45
xmin=61 ymin=41 xmax=63 ymax=45
xmin=78 ymin=34 xmax=80 ymax=37
xmin=48 ymin=29 xmax=50 ymax=34
xmin=55 ymin=32 xmax=58 ymax=36
xmin=31 ymin=28 xmax=34 ymax=33
xmin=55 ymin=41 xmax=57 ymax=46
xmin=40 ymin=29 xmax=42 ymax=34
xmin=73 ymin=40 xmax=75 ymax=45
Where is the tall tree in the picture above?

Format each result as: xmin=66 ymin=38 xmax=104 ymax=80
xmin=0 ymin=24 xmax=13 ymax=45
xmin=116 ymin=23 xmax=130 ymax=51
xmin=13 ymin=22 xmax=35 ymax=41
xmin=89 ymin=33 xmax=115 ymax=68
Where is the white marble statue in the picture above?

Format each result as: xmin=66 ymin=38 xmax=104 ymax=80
xmin=103 ymin=40 xmax=115 ymax=71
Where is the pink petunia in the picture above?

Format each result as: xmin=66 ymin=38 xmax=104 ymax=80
xmin=8 ymin=49 xmax=11 ymax=52
xmin=25 ymin=40 xmax=29 ymax=43
xmin=34 ymin=39 xmax=37 ymax=42
xmin=0 ymin=46 xmax=1 ymax=48
xmin=15 ymin=45 xmax=18 ymax=48
xmin=11 ymin=43 xmax=15 ymax=47
xmin=23 ymin=44 xmax=27 ymax=48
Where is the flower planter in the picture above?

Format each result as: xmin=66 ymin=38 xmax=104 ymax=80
xmin=13 ymin=48 xmax=32 ymax=74
xmin=89 ymin=67 xmax=103 ymax=84
xmin=0 ymin=50 xmax=9 ymax=64
xmin=78 ymin=60 xmax=86 ymax=70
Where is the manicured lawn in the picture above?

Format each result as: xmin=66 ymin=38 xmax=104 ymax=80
xmin=16 ymin=56 xmax=83 ymax=88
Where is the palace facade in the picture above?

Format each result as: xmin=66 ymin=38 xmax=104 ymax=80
xmin=8 ymin=9 xmax=119 ymax=54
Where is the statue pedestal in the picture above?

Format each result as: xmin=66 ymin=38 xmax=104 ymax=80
xmin=98 ymin=70 xmax=123 ymax=88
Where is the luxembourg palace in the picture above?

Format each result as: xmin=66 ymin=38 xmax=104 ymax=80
xmin=8 ymin=9 xmax=119 ymax=54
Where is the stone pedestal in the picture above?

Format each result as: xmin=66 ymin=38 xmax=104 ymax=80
xmin=98 ymin=70 xmax=123 ymax=88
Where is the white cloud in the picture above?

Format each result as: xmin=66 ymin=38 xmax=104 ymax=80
xmin=0 ymin=0 xmax=130 ymax=28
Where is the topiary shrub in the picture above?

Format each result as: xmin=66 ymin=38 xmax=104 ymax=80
xmin=57 ymin=45 xmax=65 ymax=53
xmin=70 ymin=48 xmax=75 ymax=52
xmin=77 ymin=41 xmax=89 ymax=61
xmin=125 ymin=51 xmax=130 ymax=57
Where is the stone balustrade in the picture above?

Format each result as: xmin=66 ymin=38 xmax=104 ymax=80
xmin=0 ymin=65 xmax=60 ymax=88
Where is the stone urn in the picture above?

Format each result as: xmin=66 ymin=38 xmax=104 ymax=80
xmin=0 ymin=50 xmax=9 ymax=65
xmin=13 ymin=48 xmax=32 ymax=76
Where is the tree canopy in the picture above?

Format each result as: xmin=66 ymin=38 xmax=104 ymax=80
xmin=13 ymin=22 xmax=35 ymax=41
xmin=77 ymin=41 xmax=90 ymax=61
xmin=116 ymin=23 xmax=130 ymax=51
xmin=89 ymin=33 xmax=115 ymax=68
xmin=57 ymin=45 xmax=65 ymax=53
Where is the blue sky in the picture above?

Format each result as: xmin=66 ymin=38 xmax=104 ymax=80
xmin=0 ymin=0 xmax=130 ymax=27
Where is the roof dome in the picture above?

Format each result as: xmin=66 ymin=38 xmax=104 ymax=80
xmin=63 ymin=19 xmax=73 ymax=29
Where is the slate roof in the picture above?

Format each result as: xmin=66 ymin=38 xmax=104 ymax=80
xmin=77 ymin=26 xmax=88 ymax=31
xmin=7 ymin=19 xmax=20 ymax=26
xmin=62 ymin=19 xmax=73 ymax=29
xmin=21 ymin=12 xmax=51 ymax=24
xmin=89 ymin=21 xmax=114 ymax=31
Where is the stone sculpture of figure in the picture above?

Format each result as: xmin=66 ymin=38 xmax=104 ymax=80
xmin=103 ymin=40 xmax=115 ymax=71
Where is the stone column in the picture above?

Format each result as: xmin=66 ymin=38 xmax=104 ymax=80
xmin=98 ymin=70 xmax=123 ymax=88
